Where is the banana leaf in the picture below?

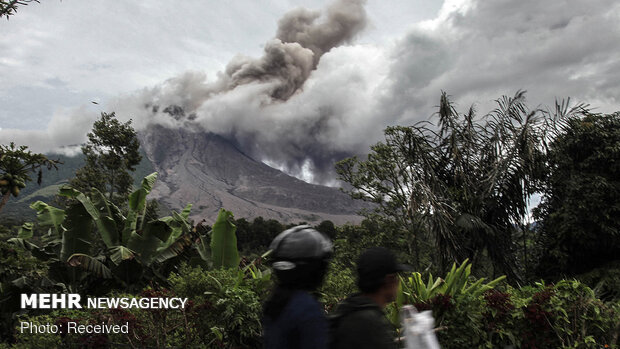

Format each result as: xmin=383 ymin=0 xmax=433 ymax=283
xmin=109 ymin=246 xmax=136 ymax=265
xmin=210 ymin=209 xmax=239 ymax=269
xmin=127 ymin=220 xmax=171 ymax=266
xmin=17 ymin=222 xmax=33 ymax=239
xmin=30 ymin=201 xmax=65 ymax=238
xmin=67 ymin=253 xmax=112 ymax=279
xmin=60 ymin=202 xmax=93 ymax=261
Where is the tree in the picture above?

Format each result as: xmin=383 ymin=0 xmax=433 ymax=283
xmin=534 ymin=112 xmax=620 ymax=277
xmin=0 ymin=142 xmax=59 ymax=213
xmin=71 ymin=112 xmax=141 ymax=204
xmin=0 ymin=0 xmax=39 ymax=19
xmin=336 ymin=91 xmax=583 ymax=281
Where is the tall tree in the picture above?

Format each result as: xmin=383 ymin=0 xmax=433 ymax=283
xmin=0 ymin=142 xmax=59 ymax=212
xmin=336 ymin=91 xmax=583 ymax=281
xmin=534 ymin=112 xmax=620 ymax=277
xmin=71 ymin=112 xmax=141 ymax=204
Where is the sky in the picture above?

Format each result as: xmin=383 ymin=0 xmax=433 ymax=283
xmin=1 ymin=0 xmax=619 ymax=182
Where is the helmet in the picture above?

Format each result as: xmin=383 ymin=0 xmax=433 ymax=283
xmin=269 ymin=225 xmax=333 ymax=271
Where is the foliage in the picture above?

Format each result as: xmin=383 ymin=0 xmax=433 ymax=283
xmin=397 ymin=259 xmax=505 ymax=305
xmin=0 ymin=0 xmax=39 ymax=20
xmin=319 ymin=261 xmax=356 ymax=312
xmin=8 ymin=172 xmax=194 ymax=294
xmin=534 ymin=112 xmax=620 ymax=278
xmin=70 ymin=112 xmax=142 ymax=205
xmin=210 ymin=209 xmax=240 ymax=269
xmin=235 ymin=216 xmax=285 ymax=254
xmin=0 ymin=233 xmax=50 ymax=341
xmin=0 ymin=142 xmax=60 ymax=213
xmin=331 ymin=219 xmax=409 ymax=269
xmin=169 ymin=264 xmax=265 ymax=347
xmin=5 ymin=264 xmax=269 ymax=348
xmin=336 ymin=91 xmax=584 ymax=280
xmin=3 ymin=248 xmax=619 ymax=349
xmin=576 ymin=260 xmax=620 ymax=301
xmin=390 ymin=276 xmax=619 ymax=349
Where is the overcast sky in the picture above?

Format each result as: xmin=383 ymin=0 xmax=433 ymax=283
xmin=0 ymin=0 xmax=439 ymax=129
xmin=1 ymin=0 xmax=619 ymax=176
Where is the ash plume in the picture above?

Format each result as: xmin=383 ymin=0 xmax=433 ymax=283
xmin=115 ymin=0 xmax=370 ymax=184
xmin=225 ymin=0 xmax=367 ymax=100
xmin=169 ymin=0 xmax=369 ymax=104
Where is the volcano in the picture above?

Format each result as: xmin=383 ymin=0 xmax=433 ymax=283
xmin=139 ymin=124 xmax=366 ymax=224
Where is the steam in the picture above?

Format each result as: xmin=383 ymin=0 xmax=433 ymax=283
xmin=114 ymin=0 xmax=370 ymax=183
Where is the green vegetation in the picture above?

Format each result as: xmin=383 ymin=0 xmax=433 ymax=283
xmin=71 ymin=112 xmax=142 ymax=205
xmin=1 ymin=92 xmax=619 ymax=348
xmin=336 ymin=92 xmax=587 ymax=281
xmin=0 ymin=142 xmax=60 ymax=213
xmin=0 ymin=0 xmax=40 ymax=20
xmin=534 ymin=112 xmax=620 ymax=280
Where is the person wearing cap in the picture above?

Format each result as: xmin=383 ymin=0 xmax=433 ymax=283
xmin=328 ymin=247 xmax=409 ymax=349
xmin=263 ymin=225 xmax=333 ymax=349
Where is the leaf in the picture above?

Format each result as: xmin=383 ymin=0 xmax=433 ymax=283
xmin=60 ymin=202 xmax=93 ymax=262
xmin=122 ymin=173 xmax=158 ymax=244
xmin=196 ymin=234 xmax=210 ymax=262
xmin=122 ymin=210 xmax=138 ymax=245
xmin=127 ymin=220 xmax=171 ymax=266
xmin=155 ymin=233 xmax=193 ymax=264
xmin=161 ymin=208 xmax=192 ymax=241
xmin=30 ymin=201 xmax=65 ymax=237
xmin=109 ymin=246 xmax=135 ymax=265
xmin=180 ymin=203 xmax=192 ymax=220
xmin=17 ymin=222 xmax=33 ymax=239
xmin=128 ymin=172 xmax=157 ymax=212
xmin=210 ymin=209 xmax=239 ymax=269
xmin=67 ymin=253 xmax=112 ymax=279
xmin=71 ymin=189 xmax=118 ymax=248
xmin=58 ymin=186 xmax=81 ymax=198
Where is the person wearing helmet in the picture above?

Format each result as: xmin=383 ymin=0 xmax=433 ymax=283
xmin=263 ymin=225 xmax=333 ymax=349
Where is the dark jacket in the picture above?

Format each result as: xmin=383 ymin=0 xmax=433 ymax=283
xmin=328 ymin=294 xmax=398 ymax=349
xmin=263 ymin=290 xmax=328 ymax=349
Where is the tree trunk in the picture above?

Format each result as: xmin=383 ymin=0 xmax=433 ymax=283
xmin=0 ymin=191 xmax=11 ymax=213
xmin=108 ymin=170 xmax=115 ymax=201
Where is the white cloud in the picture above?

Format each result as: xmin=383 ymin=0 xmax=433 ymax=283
xmin=1 ymin=0 xmax=618 ymax=183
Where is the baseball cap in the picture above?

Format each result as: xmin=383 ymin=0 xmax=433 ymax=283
xmin=356 ymin=247 xmax=412 ymax=282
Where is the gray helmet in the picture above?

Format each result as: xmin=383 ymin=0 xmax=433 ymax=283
xmin=269 ymin=225 xmax=333 ymax=271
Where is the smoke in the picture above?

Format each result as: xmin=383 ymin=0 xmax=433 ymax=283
xmin=133 ymin=0 xmax=367 ymax=108
xmin=111 ymin=0 xmax=371 ymax=184
xmin=226 ymin=0 xmax=367 ymax=100
xmin=3 ymin=0 xmax=619 ymax=185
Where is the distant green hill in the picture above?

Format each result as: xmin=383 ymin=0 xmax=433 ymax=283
xmin=0 ymin=148 xmax=154 ymax=223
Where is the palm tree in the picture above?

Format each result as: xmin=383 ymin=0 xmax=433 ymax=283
xmin=337 ymin=91 xmax=584 ymax=281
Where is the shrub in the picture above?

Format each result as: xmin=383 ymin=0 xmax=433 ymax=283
xmin=319 ymin=261 xmax=356 ymax=312
xmin=169 ymin=264 xmax=264 ymax=348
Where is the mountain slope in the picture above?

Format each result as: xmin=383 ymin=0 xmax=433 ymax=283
xmin=140 ymin=125 xmax=365 ymax=224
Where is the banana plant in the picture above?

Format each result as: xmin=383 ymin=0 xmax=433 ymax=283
xmin=10 ymin=172 xmax=195 ymax=291
xmin=65 ymin=173 xmax=194 ymax=284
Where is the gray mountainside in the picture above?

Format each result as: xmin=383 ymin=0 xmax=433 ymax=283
xmin=139 ymin=124 xmax=365 ymax=224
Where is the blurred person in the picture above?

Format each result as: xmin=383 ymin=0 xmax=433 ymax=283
xmin=329 ymin=247 xmax=409 ymax=349
xmin=263 ymin=225 xmax=333 ymax=349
